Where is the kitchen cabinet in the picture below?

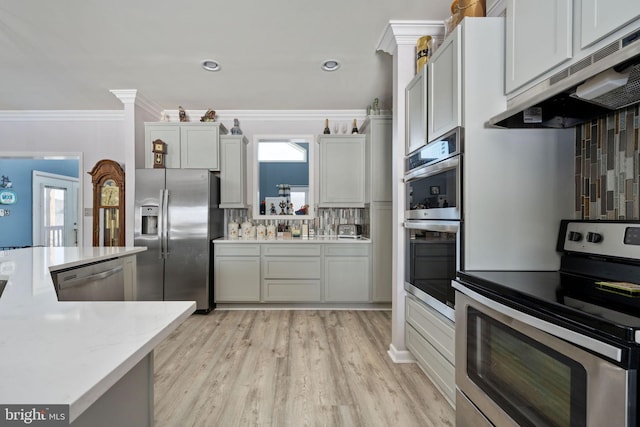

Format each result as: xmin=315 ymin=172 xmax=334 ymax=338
xmin=262 ymin=244 xmax=321 ymax=302
xmin=123 ymin=254 xmax=137 ymax=301
xmin=318 ymin=135 xmax=366 ymax=207
xmin=144 ymin=122 xmax=225 ymax=170
xmin=219 ymin=135 xmax=248 ymax=208
xmin=580 ymin=0 xmax=640 ymax=48
xmin=180 ymin=124 xmax=221 ymax=169
xmin=213 ymin=241 xmax=376 ymax=304
xmin=427 ymin=26 xmax=461 ymax=141
xmin=370 ymin=202 xmax=392 ymax=302
xmin=504 ymin=0 xmax=573 ymax=94
xmin=361 ymin=116 xmax=392 ymax=203
xmin=360 ymin=116 xmax=393 ymax=303
xmin=405 ymin=294 xmax=455 ymax=407
xmin=405 ymin=67 xmax=428 ymax=155
xmin=213 ymin=244 xmax=261 ymax=302
xmin=145 ymin=124 xmax=181 ymax=169
xmin=323 ymin=244 xmax=370 ymax=302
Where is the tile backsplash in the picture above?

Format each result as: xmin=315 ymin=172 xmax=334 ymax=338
xmin=575 ymin=104 xmax=639 ymax=220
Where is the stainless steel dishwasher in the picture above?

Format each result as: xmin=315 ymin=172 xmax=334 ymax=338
xmin=52 ymin=258 xmax=125 ymax=301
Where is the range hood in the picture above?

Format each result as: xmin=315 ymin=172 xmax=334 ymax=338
xmin=490 ymin=28 xmax=640 ymax=128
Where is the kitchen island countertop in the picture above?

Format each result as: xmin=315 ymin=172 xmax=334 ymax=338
xmin=0 ymin=246 xmax=195 ymax=423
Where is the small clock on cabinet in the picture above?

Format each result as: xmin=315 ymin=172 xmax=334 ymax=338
xmin=89 ymin=159 xmax=125 ymax=247
xmin=152 ymin=139 xmax=167 ymax=168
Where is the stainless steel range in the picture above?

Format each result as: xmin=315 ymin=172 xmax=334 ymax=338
xmin=454 ymin=220 xmax=640 ymax=427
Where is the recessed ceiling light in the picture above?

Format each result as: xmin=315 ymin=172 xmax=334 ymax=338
xmin=201 ymin=59 xmax=221 ymax=71
xmin=321 ymin=59 xmax=340 ymax=72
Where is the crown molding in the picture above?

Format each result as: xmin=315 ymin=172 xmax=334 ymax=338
xmin=0 ymin=109 xmax=380 ymax=123
xmin=377 ymin=20 xmax=445 ymax=54
xmin=109 ymin=89 xmax=138 ymax=105
xmin=160 ymin=109 xmax=371 ymax=123
xmin=0 ymin=110 xmax=124 ymax=122
xmin=110 ymin=89 xmax=163 ymax=118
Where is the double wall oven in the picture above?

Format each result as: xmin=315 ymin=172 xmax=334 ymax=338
xmin=404 ymin=127 xmax=462 ymax=321
xmin=455 ymin=220 xmax=640 ymax=427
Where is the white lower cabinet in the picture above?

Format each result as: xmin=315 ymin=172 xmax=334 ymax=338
xmin=214 ymin=244 xmax=261 ymax=302
xmin=405 ymin=294 xmax=455 ymax=408
xmin=123 ymin=255 xmax=137 ymax=301
xmin=262 ymin=244 xmax=322 ymax=302
xmin=213 ymin=242 xmax=375 ymax=304
xmin=323 ymin=245 xmax=370 ymax=302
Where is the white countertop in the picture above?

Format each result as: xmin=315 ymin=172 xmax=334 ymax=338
xmin=0 ymin=247 xmax=195 ymax=422
xmin=213 ymin=237 xmax=371 ymax=243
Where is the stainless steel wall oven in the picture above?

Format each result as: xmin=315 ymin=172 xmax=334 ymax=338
xmin=454 ymin=220 xmax=640 ymax=427
xmin=404 ymin=127 xmax=463 ymax=322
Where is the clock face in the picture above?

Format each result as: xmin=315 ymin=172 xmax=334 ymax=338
xmin=154 ymin=142 xmax=164 ymax=152
xmin=101 ymin=179 xmax=119 ymax=206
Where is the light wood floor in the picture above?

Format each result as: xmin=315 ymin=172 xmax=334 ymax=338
xmin=154 ymin=310 xmax=454 ymax=427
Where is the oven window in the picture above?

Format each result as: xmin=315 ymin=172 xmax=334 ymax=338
xmin=467 ymin=308 xmax=587 ymax=427
xmin=407 ymin=230 xmax=456 ymax=307
xmin=407 ymin=167 xmax=457 ymax=210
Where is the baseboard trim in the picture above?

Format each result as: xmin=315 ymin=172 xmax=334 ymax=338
xmin=387 ymin=344 xmax=416 ymax=363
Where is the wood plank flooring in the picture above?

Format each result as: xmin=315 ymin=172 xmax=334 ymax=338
xmin=154 ymin=310 xmax=454 ymax=427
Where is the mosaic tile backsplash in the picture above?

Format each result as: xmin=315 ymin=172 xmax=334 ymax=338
xmin=575 ymin=104 xmax=639 ymax=220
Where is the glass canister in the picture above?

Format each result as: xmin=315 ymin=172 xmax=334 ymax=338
xmin=256 ymin=223 xmax=266 ymax=240
xmin=266 ymin=222 xmax=276 ymax=240
xmin=241 ymin=219 xmax=252 ymax=240
xmin=228 ymin=220 xmax=239 ymax=240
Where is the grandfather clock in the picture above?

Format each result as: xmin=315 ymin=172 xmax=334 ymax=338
xmin=89 ymin=159 xmax=125 ymax=247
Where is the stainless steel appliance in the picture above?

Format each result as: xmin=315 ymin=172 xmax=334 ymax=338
xmin=134 ymin=169 xmax=223 ymax=312
xmin=404 ymin=127 xmax=463 ymax=321
xmin=52 ymin=257 xmax=124 ymax=301
xmin=337 ymin=224 xmax=362 ymax=238
xmin=454 ymin=220 xmax=640 ymax=427
xmin=405 ymin=127 xmax=462 ymax=221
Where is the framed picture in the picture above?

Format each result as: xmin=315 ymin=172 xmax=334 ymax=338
xmin=430 ymin=186 xmax=440 ymax=195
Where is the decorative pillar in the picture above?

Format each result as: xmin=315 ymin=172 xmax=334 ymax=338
xmin=376 ymin=21 xmax=445 ymax=362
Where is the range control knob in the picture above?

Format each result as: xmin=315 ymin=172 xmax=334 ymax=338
xmin=567 ymin=231 xmax=583 ymax=242
xmin=587 ymin=232 xmax=603 ymax=243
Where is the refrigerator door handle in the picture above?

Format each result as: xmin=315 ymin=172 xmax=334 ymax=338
xmin=158 ymin=190 xmax=165 ymax=258
xmin=163 ymin=189 xmax=169 ymax=257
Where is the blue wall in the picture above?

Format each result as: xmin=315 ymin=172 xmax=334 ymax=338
xmin=258 ymin=144 xmax=309 ymax=201
xmin=0 ymin=159 xmax=78 ymax=248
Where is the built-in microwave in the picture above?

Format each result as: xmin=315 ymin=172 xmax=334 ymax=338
xmin=405 ymin=127 xmax=463 ymax=221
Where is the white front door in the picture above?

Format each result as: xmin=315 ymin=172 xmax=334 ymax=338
xmin=32 ymin=171 xmax=79 ymax=247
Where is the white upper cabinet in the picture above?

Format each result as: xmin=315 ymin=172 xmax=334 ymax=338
xmin=428 ymin=24 xmax=462 ymax=142
xmin=318 ymin=135 xmax=366 ymax=207
xmin=145 ymin=124 xmax=181 ymax=168
xmin=580 ymin=0 xmax=640 ymax=48
xmin=179 ymin=124 xmax=221 ymax=170
xmin=144 ymin=122 xmax=223 ymax=170
xmin=405 ymin=67 xmax=428 ymax=155
xmin=219 ymin=135 xmax=248 ymax=208
xmin=505 ymin=0 xmax=573 ymax=94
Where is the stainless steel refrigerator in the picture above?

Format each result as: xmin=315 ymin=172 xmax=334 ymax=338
xmin=134 ymin=169 xmax=223 ymax=312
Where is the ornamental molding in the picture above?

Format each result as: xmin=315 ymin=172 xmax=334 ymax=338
xmin=377 ymin=20 xmax=446 ymax=54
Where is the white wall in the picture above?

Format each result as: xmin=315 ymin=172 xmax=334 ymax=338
xmin=0 ymin=113 xmax=125 ymax=247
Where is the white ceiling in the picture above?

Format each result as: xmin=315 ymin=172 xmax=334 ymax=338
xmin=0 ymin=0 xmax=451 ymax=112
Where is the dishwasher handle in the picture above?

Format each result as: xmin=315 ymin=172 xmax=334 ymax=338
xmin=57 ymin=266 xmax=124 ymax=290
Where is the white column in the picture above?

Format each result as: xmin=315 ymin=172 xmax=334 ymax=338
xmin=110 ymin=90 xmax=161 ymax=246
xmin=376 ymin=21 xmax=444 ymax=362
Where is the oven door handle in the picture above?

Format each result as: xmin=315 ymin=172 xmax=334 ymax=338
xmin=404 ymin=220 xmax=460 ymax=233
xmin=453 ymin=281 xmax=623 ymax=362
xmin=404 ymin=156 xmax=460 ymax=182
